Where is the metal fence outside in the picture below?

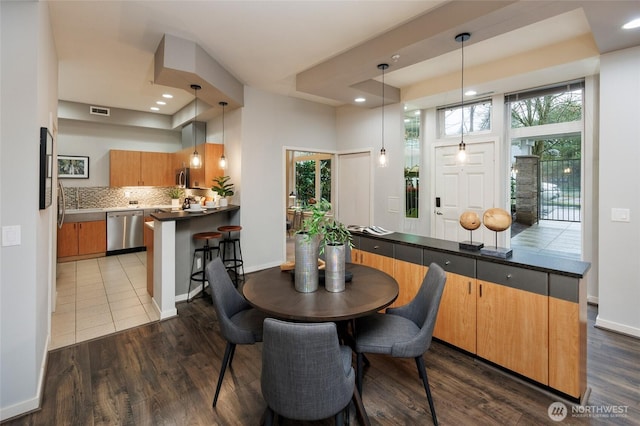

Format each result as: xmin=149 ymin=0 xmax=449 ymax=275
xmin=539 ymin=158 xmax=581 ymax=222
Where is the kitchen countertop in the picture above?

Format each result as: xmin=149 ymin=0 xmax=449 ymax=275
xmin=150 ymin=204 xmax=240 ymax=222
xmin=352 ymin=230 xmax=591 ymax=278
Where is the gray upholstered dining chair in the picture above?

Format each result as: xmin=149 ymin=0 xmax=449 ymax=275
xmin=354 ymin=262 xmax=447 ymax=425
xmin=261 ymin=318 xmax=355 ymax=425
xmin=206 ymin=257 xmax=267 ymax=408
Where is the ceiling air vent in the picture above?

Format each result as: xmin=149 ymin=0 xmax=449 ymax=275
xmin=90 ymin=106 xmax=110 ymax=116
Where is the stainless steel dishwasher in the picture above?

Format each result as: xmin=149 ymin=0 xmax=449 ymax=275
xmin=107 ymin=210 xmax=144 ymax=253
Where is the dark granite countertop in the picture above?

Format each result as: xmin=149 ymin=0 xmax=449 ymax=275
xmin=150 ymin=204 xmax=240 ymax=222
xmin=353 ymin=231 xmax=591 ymax=278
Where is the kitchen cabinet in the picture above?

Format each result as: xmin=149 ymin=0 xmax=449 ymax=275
xmin=433 ymin=273 xmax=477 ymax=353
xmin=476 ymin=261 xmax=549 ymax=385
xmin=352 ymin=236 xmax=394 ymax=278
xmin=392 ymin=244 xmax=426 ymax=308
xmin=57 ymin=220 xmax=106 ymax=260
xmin=548 ymin=274 xmax=586 ymax=399
xmin=110 ymin=150 xmax=173 ymax=186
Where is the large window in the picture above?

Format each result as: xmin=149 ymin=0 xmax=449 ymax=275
xmin=405 ymin=110 xmax=420 ymax=218
xmin=508 ymin=80 xmax=583 ymax=240
xmin=439 ymin=99 xmax=492 ymax=138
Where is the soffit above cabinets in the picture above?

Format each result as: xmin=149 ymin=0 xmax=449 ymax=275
xmin=154 ymin=34 xmax=244 ymax=124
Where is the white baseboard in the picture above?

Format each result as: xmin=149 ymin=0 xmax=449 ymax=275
xmin=587 ymin=295 xmax=599 ymax=305
xmin=0 ymin=336 xmax=49 ymax=422
xmin=595 ymin=315 xmax=640 ymax=338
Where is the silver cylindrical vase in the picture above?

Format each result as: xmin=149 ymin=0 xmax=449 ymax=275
xmin=324 ymin=243 xmax=346 ymax=292
xmin=294 ymin=233 xmax=319 ymax=292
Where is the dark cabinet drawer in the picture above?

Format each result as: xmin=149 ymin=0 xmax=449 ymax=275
xmin=423 ymin=249 xmax=475 ymax=277
xmin=359 ymin=236 xmax=393 ymax=257
xmin=394 ymin=244 xmax=422 ymax=265
xmin=477 ymin=260 xmax=547 ymax=296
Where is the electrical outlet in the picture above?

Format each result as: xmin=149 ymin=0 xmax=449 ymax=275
xmin=196 ymin=256 xmax=202 ymax=269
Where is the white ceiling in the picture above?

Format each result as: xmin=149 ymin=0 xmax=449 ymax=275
xmin=48 ymin=1 xmax=640 ymax=120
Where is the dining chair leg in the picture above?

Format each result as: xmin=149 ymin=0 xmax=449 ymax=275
xmin=213 ymin=342 xmax=235 ymax=407
xmin=352 ymin=385 xmax=370 ymax=426
xmin=415 ymin=356 xmax=438 ymax=425
xmin=263 ymin=407 xmax=274 ymax=426
xmin=356 ymin=352 xmax=364 ymax=395
xmin=334 ymin=410 xmax=344 ymax=425
xmin=228 ymin=344 xmax=236 ymax=368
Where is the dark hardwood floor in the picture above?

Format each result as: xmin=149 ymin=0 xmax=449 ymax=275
xmin=3 ymin=301 xmax=639 ymax=425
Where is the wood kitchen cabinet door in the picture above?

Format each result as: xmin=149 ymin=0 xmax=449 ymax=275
xmin=78 ymin=221 xmax=107 ymax=255
xmin=110 ymin=150 xmax=141 ymax=186
xmin=476 ymin=280 xmax=549 ymax=385
xmin=204 ymin=143 xmax=225 ymax=185
xmin=433 ymin=273 xmax=477 ymax=354
xmin=392 ymin=259 xmax=427 ymax=308
xmin=352 ymin=249 xmax=394 ymax=277
xmin=57 ymin=222 xmax=79 ymax=258
xmin=140 ymin=152 xmax=172 ymax=186
xmin=57 ymin=220 xmax=106 ymax=259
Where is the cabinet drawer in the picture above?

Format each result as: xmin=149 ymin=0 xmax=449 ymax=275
xmin=394 ymin=244 xmax=422 ymax=265
xmin=477 ymin=260 xmax=547 ymax=295
xmin=359 ymin=237 xmax=393 ymax=257
xmin=549 ymin=274 xmax=580 ymax=303
xmin=423 ymin=249 xmax=475 ymax=277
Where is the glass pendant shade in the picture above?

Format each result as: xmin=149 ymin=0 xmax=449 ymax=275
xmin=378 ymin=63 xmax=389 ymax=168
xmin=190 ymin=84 xmax=202 ymax=169
xmin=456 ymin=33 xmax=470 ymax=164
xmin=219 ymin=101 xmax=228 ymax=170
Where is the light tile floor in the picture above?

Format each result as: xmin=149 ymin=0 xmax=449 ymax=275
xmin=510 ymin=220 xmax=582 ymax=260
xmin=51 ymin=252 xmax=159 ymax=350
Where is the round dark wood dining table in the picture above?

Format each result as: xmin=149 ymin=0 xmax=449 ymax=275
xmin=242 ymin=263 xmax=399 ymax=322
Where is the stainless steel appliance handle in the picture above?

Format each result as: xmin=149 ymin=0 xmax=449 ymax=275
xmin=57 ymin=181 xmax=65 ymax=229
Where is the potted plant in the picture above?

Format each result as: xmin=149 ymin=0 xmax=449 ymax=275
xmin=322 ymin=218 xmax=353 ymax=292
xmin=168 ymin=187 xmax=184 ymax=208
xmin=212 ymin=175 xmax=235 ymax=207
xmin=294 ymin=198 xmax=331 ymax=293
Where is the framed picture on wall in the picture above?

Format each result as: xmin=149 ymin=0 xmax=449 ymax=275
xmin=39 ymin=127 xmax=54 ymax=209
xmin=58 ymin=155 xmax=89 ymax=179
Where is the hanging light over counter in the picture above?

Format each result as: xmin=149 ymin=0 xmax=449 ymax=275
xmin=455 ymin=33 xmax=470 ymax=163
xmin=219 ymin=101 xmax=228 ymax=170
xmin=189 ymin=84 xmax=202 ymax=169
xmin=378 ymin=63 xmax=389 ymax=168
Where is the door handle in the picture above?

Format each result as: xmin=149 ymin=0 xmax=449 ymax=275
xmin=436 ymin=211 xmax=443 ymax=215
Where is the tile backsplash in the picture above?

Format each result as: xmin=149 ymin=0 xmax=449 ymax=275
xmin=62 ymin=186 xmax=214 ymax=210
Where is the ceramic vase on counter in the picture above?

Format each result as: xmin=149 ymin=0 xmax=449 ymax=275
xmin=171 ymin=199 xmax=180 ymax=208
xmin=294 ymin=233 xmax=320 ymax=292
xmin=324 ymin=243 xmax=346 ymax=292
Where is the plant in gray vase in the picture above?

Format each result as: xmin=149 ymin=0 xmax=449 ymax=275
xmin=322 ymin=218 xmax=353 ymax=292
xmin=294 ymin=198 xmax=331 ymax=293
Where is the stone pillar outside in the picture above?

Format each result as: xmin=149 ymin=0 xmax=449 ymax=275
xmin=515 ymin=155 xmax=539 ymax=225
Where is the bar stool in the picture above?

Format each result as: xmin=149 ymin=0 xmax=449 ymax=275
xmin=188 ymin=231 xmax=222 ymax=302
xmin=217 ymin=225 xmax=245 ymax=287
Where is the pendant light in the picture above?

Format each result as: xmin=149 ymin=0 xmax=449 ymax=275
xmin=219 ymin=101 xmax=228 ymax=170
xmin=189 ymin=84 xmax=202 ymax=169
xmin=378 ymin=63 xmax=389 ymax=167
xmin=455 ymin=33 xmax=470 ymax=163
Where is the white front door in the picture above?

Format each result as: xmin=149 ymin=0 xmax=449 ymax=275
xmin=434 ymin=141 xmax=496 ymax=245
xmin=337 ymin=152 xmax=371 ymax=226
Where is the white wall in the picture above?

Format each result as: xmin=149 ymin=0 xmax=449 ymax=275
xmin=1 ymin=2 xmax=58 ymax=420
xmin=239 ymin=87 xmax=336 ymax=271
xmin=596 ymin=46 xmax=640 ymax=337
xmin=58 ymin=120 xmax=181 ymax=187
xmin=336 ymin=103 xmax=405 ymax=231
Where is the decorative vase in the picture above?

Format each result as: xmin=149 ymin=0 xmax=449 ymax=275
xmin=219 ymin=197 xmax=228 ymax=207
xmin=294 ymin=233 xmax=320 ymax=292
xmin=171 ymin=199 xmax=180 ymax=208
xmin=324 ymin=243 xmax=346 ymax=292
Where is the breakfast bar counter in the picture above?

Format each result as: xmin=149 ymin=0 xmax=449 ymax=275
xmin=149 ymin=205 xmax=240 ymax=319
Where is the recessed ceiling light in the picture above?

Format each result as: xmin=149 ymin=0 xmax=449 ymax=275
xmin=623 ymin=18 xmax=640 ymax=29
xmin=156 ymin=101 xmax=166 ymax=105
xmin=465 ymin=90 xmax=477 ymax=96
xmin=162 ymin=93 xmax=173 ymax=99
xmin=355 ymin=97 xmax=366 ymax=103
xmin=150 ymin=107 xmax=160 ymax=111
